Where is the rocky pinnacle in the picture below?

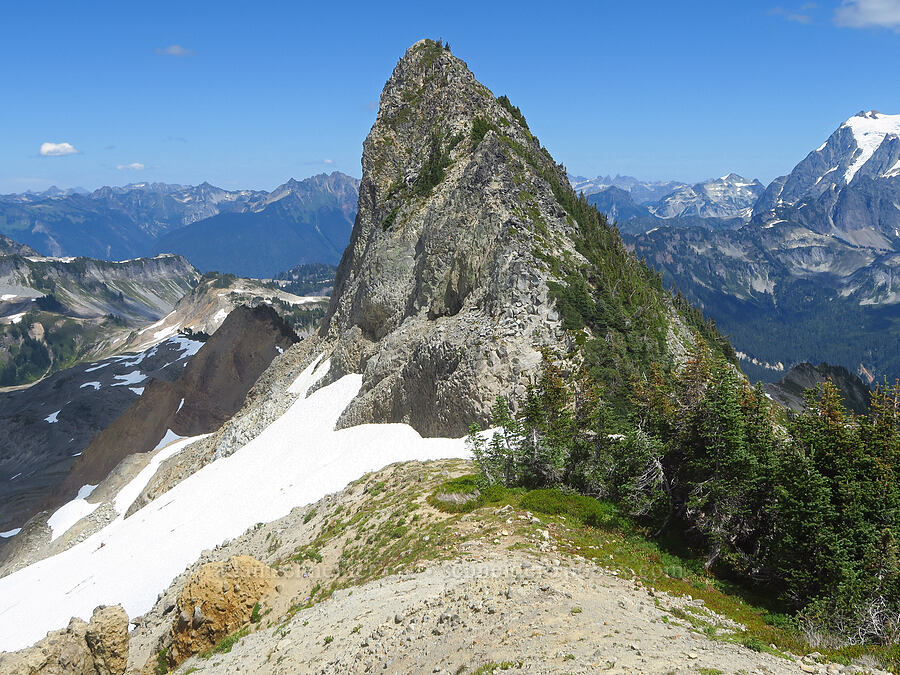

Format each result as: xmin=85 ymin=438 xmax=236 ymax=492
xmin=320 ymin=39 xmax=584 ymax=436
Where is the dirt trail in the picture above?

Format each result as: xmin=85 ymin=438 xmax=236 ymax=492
xmin=173 ymin=550 xmax=827 ymax=674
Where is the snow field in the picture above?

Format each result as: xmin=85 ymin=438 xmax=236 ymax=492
xmin=0 ymin=354 xmax=471 ymax=651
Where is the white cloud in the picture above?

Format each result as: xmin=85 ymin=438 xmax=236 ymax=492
xmin=116 ymin=162 xmax=145 ymax=171
xmin=154 ymin=44 xmax=194 ymax=57
xmin=323 ymin=158 xmax=334 ymax=164
xmin=835 ymin=0 xmax=900 ymax=29
xmin=39 ymin=142 xmax=78 ymax=157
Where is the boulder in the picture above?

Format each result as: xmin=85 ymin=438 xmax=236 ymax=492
xmin=168 ymin=555 xmax=275 ymax=665
xmin=0 ymin=604 xmax=128 ymax=675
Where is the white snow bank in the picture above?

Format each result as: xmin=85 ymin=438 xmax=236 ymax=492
xmin=842 ymin=111 xmax=900 ymax=183
xmin=111 ymin=370 xmax=146 ymax=387
xmin=76 ymin=484 xmax=97 ymax=499
xmin=47 ymin=485 xmax=99 ymax=542
xmin=169 ymin=335 xmax=203 ymax=359
xmin=113 ymin=435 xmax=208 ymax=517
xmin=153 ymin=429 xmax=185 ymax=451
xmin=44 ymin=410 xmax=61 ymax=424
xmin=0 ymin=528 xmax=21 ymax=538
xmin=0 ymin=354 xmax=470 ymax=652
xmin=85 ymin=362 xmax=110 ymax=373
xmin=129 ymin=387 xmax=144 ymax=396
xmin=213 ymin=308 xmax=228 ymax=323
xmin=1 ymin=294 xmax=17 ymax=301
xmin=80 ymin=382 xmax=101 ymax=390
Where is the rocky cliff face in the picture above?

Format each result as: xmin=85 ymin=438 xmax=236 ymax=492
xmin=764 ymin=362 xmax=871 ymax=414
xmin=319 ymin=40 xmax=699 ymax=437
xmin=321 ymin=41 xmax=581 ymax=435
xmin=51 ymin=305 xmax=298 ymax=510
xmin=0 ymin=234 xmax=38 ymax=257
xmin=0 ymin=253 xmax=198 ymax=323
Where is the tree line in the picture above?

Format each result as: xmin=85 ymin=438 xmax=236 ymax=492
xmin=469 ymin=344 xmax=900 ymax=645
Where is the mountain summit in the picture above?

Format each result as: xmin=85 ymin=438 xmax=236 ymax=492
xmin=753 ymin=110 xmax=900 ymax=247
xmin=320 ymin=40 xmax=704 ymax=435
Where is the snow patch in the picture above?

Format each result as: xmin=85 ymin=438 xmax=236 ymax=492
xmin=0 ymin=353 xmax=470 ymax=652
xmin=153 ymin=429 xmax=185 ymax=451
xmin=76 ymin=484 xmax=98 ymax=500
xmin=842 ymin=111 xmax=900 ymax=183
xmin=111 ymin=370 xmax=146 ymax=387
xmin=168 ymin=335 xmax=203 ymax=359
xmin=129 ymin=387 xmax=144 ymax=396
xmin=176 ymin=398 xmax=185 ymax=413
xmin=84 ymin=362 xmax=110 ymax=373
xmin=80 ymin=382 xmax=101 ymax=390
xmin=44 ymin=410 xmax=61 ymax=424
xmin=47 ymin=485 xmax=99 ymax=542
xmin=1 ymin=294 xmax=17 ymax=301
xmin=113 ymin=435 xmax=207 ymax=517
xmin=0 ymin=528 xmax=21 ymax=538
xmin=137 ymin=311 xmax=174 ymax=336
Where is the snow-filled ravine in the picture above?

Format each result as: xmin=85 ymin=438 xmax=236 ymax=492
xmin=0 ymin=355 xmax=471 ymax=652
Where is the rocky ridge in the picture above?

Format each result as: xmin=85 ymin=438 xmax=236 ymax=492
xmin=321 ymin=40 xmax=695 ymax=436
xmin=117 ymin=459 xmax=886 ymax=675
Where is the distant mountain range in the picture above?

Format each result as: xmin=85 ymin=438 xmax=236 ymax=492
xmin=612 ymin=110 xmax=900 ymax=383
xmin=572 ymin=173 xmax=765 ymax=233
xmin=0 ymin=172 xmax=359 ymax=278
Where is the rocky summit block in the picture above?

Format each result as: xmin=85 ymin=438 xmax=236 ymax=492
xmin=0 ymin=604 xmax=128 ymax=675
xmin=321 ymin=40 xmax=582 ymax=436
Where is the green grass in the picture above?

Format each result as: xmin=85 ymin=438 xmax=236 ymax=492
xmin=471 ymin=661 xmax=522 ymax=674
xmin=519 ymin=489 xmax=622 ymax=528
xmin=428 ymin=474 xmax=897 ymax=672
xmin=199 ymin=627 xmax=250 ymax=659
xmin=154 ymin=647 xmax=170 ymax=674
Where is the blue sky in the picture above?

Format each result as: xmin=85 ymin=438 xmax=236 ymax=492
xmin=1 ymin=0 xmax=898 ymax=193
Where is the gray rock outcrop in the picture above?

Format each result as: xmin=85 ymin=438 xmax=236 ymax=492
xmin=0 ymin=604 xmax=128 ymax=675
xmin=320 ymin=40 xmax=579 ymax=436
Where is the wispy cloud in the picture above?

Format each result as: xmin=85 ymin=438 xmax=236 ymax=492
xmin=323 ymin=158 xmax=334 ymax=164
xmin=154 ymin=44 xmax=194 ymax=57
xmin=116 ymin=162 xmax=145 ymax=171
xmin=835 ymin=0 xmax=900 ymax=30
xmin=769 ymin=4 xmax=818 ymax=23
xmin=39 ymin=142 xmax=78 ymax=157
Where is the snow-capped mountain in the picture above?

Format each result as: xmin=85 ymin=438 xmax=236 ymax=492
xmin=650 ymin=173 xmax=765 ymax=221
xmin=624 ymin=110 xmax=900 ymax=384
xmin=568 ymin=174 xmax=688 ymax=204
xmin=753 ymin=111 xmax=900 ymax=247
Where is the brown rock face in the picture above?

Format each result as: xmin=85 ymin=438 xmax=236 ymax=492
xmin=50 ymin=305 xmax=298 ymax=514
xmin=169 ymin=555 xmax=275 ymax=666
xmin=84 ymin=606 xmax=129 ymax=675
xmin=0 ymin=604 xmax=128 ymax=675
